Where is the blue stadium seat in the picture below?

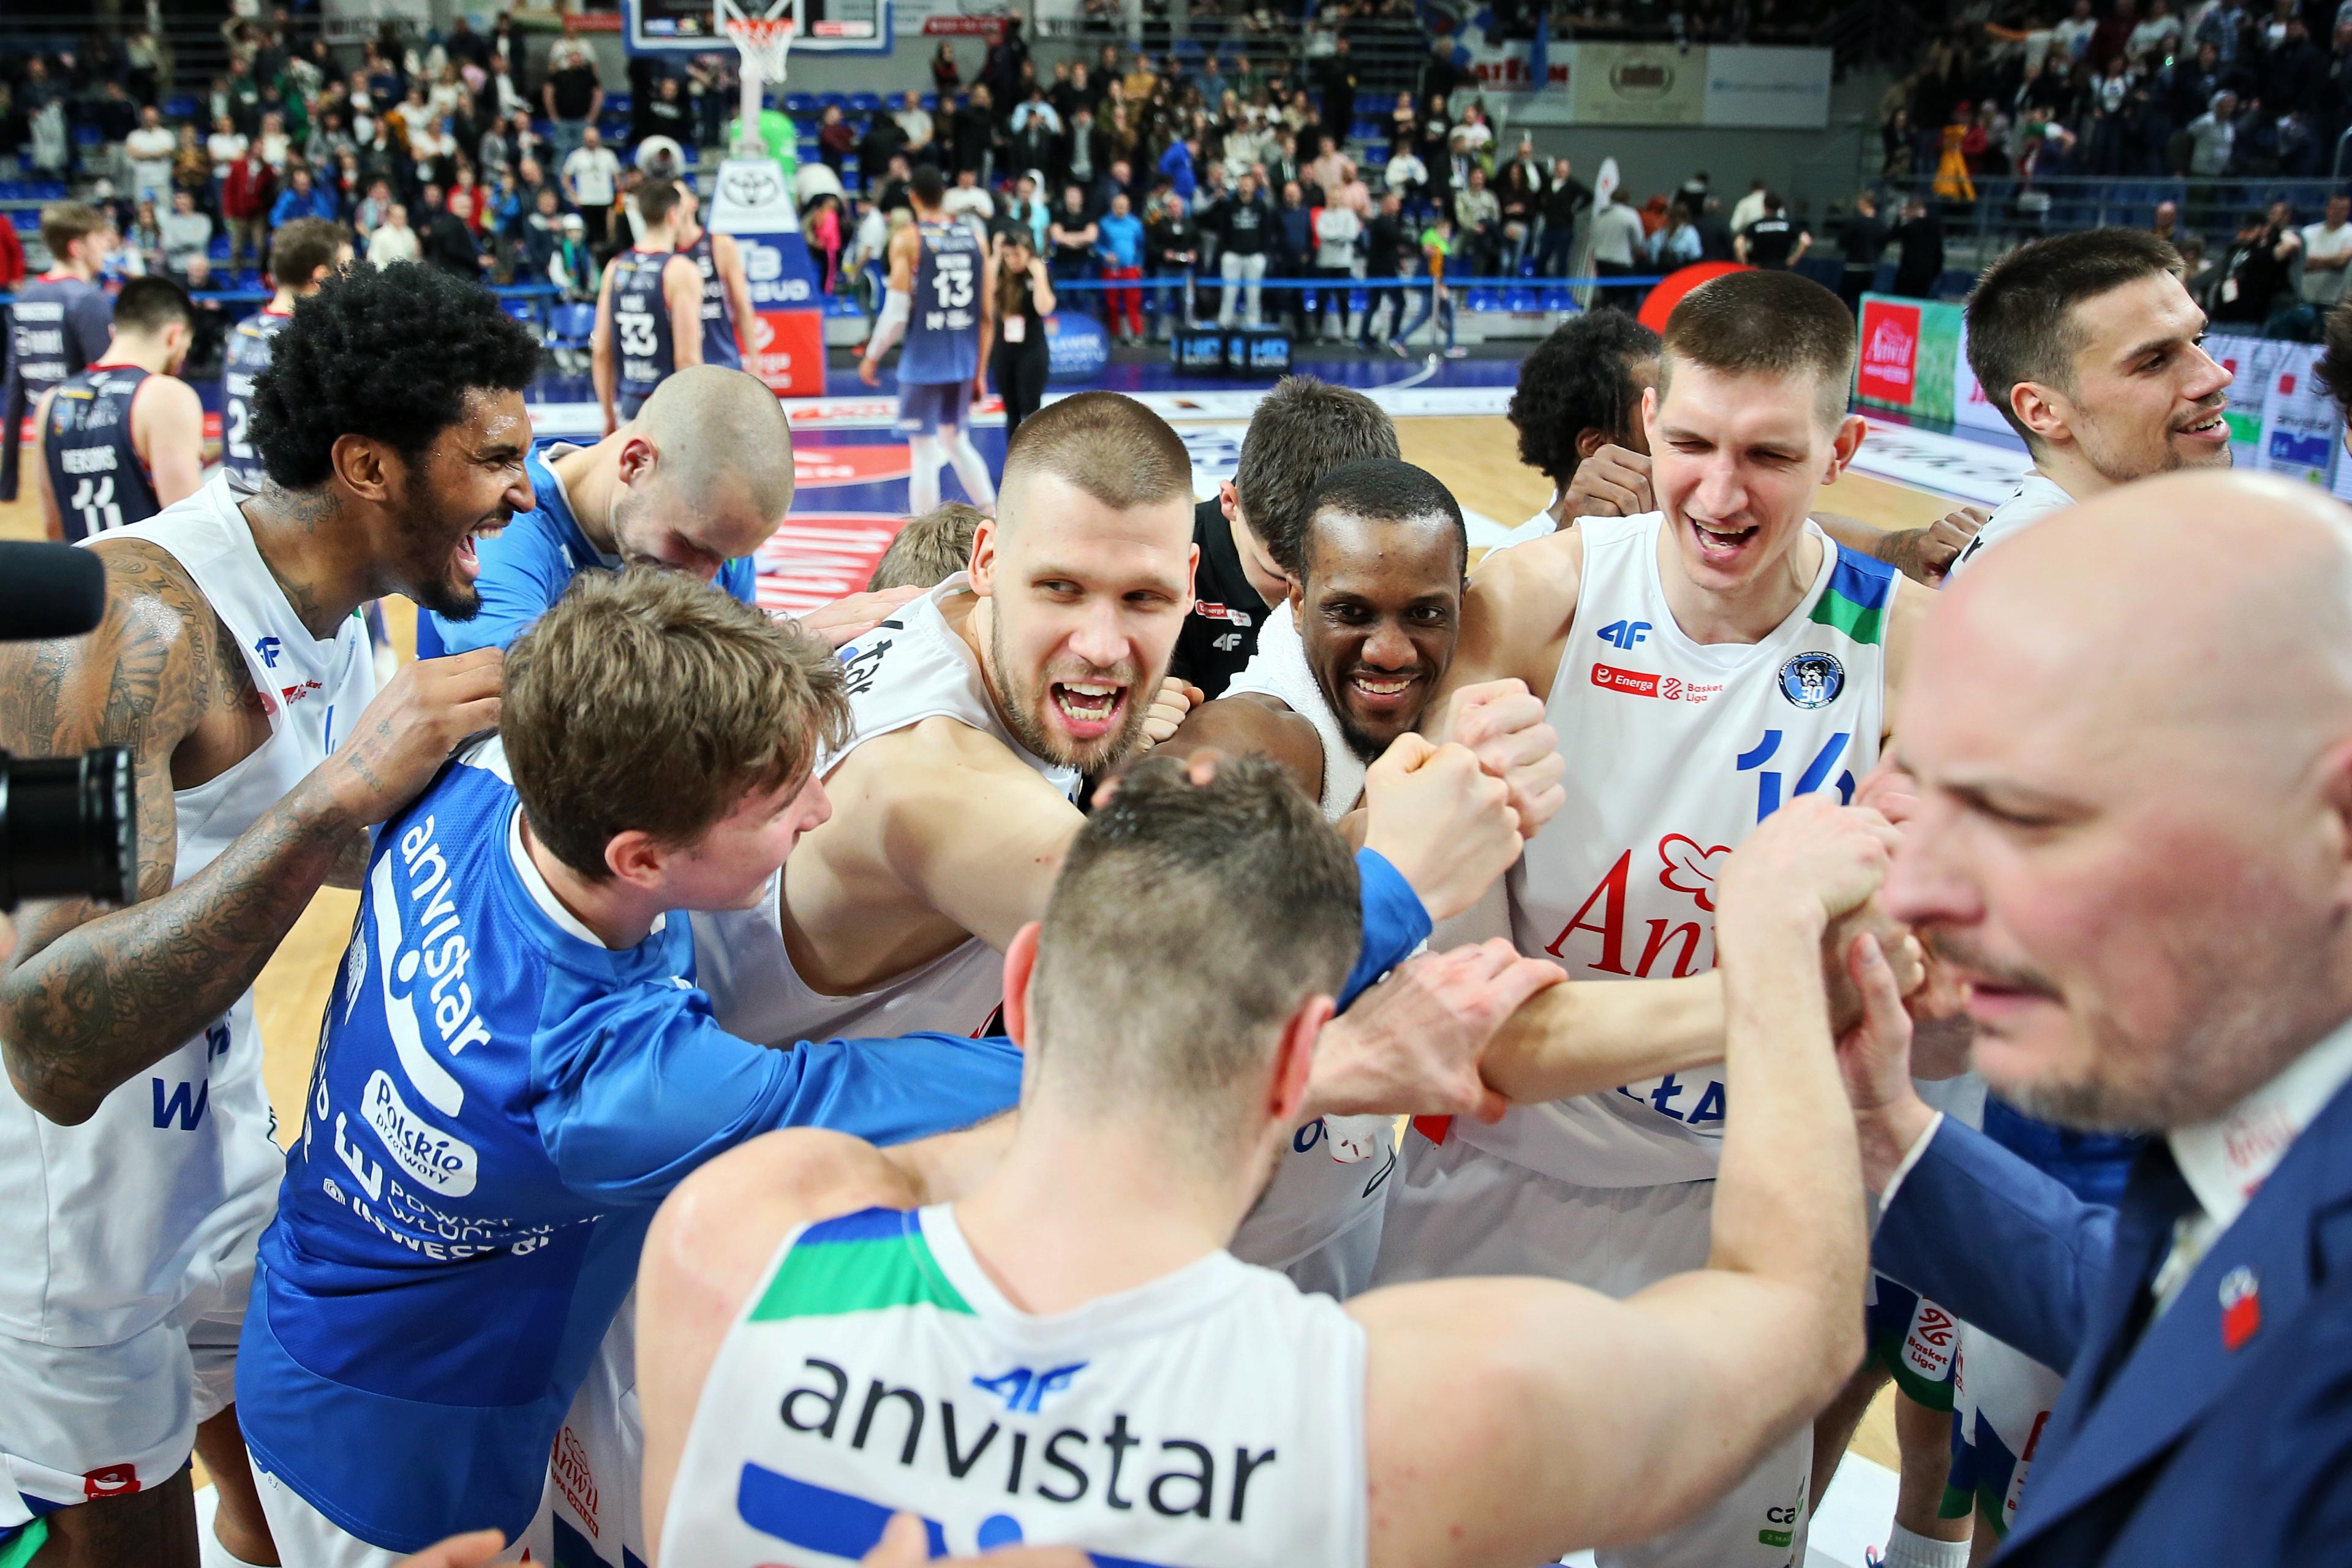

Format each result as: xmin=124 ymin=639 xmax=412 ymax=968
xmin=546 ymin=302 xmax=597 ymax=350
xmin=164 ymin=94 xmax=197 ymax=119
xmin=920 ymin=92 xmax=937 ymax=111
xmin=849 ymin=92 xmax=882 ymax=113
xmin=74 ymin=124 xmax=103 ymax=146
xmin=607 ymin=92 xmax=633 ymax=115
xmin=820 ymin=91 xmax=849 ymax=110
xmin=786 ymin=93 xmax=818 ymax=114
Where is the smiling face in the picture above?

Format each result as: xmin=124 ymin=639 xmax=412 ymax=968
xmin=1645 ymin=360 xmax=1858 ymax=595
xmin=391 ymin=386 xmax=536 ymax=617
xmin=1295 ymin=510 xmax=1463 ymax=760
xmin=2038 ymin=271 xmax=2233 ymax=482
xmin=972 ymin=470 xmax=1197 ymax=772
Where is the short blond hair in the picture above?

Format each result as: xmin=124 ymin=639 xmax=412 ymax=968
xmin=1001 ymin=391 xmax=1193 ymax=513
xmin=505 ymin=569 xmax=851 ymax=879
xmin=869 ymin=503 xmax=982 ymax=590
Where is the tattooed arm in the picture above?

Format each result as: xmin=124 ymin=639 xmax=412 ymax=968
xmin=0 ymin=543 xmax=502 ymax=1125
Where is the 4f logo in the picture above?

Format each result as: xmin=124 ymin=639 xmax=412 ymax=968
xmin=254 ymin=636 xmax=283 ymax=668
xmin=1212 ymin=632 xmax=1245 ymax=652
xmin=971 ymin=1361 xmax=1087 ymax=1413
xmin=1597 ymin=619 xmax=1651 ymax=650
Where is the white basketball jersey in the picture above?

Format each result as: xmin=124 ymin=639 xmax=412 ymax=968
xmin=694 ymin=575 xmax=1082 ymax=1046
xmin=1457 ymin=512 xmax=1896 ymax=1188
xmin=660 ymin=1203 xmax=1369 ymax=1568
xmin=0 ymin=475 xmax=376 ymax=1344
xmin=1218 ymin=605 xmax=1396 ymax=1283
xmin=1946 ymin=472 xmax=2072 ymax=581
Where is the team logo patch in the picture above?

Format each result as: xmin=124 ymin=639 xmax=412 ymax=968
xmin=1778 ymin=651 xmax=1844 ymax=709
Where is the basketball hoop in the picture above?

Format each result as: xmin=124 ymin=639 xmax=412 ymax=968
xmin=722 ymin=13 xmax=795 ymax=86
xmin=718 ymin=0 xmax=796 ymax=157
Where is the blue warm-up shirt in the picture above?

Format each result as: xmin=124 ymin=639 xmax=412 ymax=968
xmin=238 ymin=736 xmax=1430 ymax=1550
xmin=420 ymin=445 xmax=760 ymax=656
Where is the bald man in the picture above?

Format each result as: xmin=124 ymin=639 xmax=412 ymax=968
xmin=423 ymin=364 xmax=907 ymax=656
xmin=1847 ymin=472 xmax=2352 ymax=1567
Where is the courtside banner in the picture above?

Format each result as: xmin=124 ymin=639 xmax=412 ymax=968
xmin=1855 ymin=293 xmax=1961 ymax=423
xmin=707 ymin=157 xmax=827 ymax=397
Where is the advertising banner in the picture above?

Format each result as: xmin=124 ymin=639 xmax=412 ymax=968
xmin=1570 ymin=43 xmax=1705 ymax=127
xmin=1855 ymin=293 xmax=1962 ymax=423
xmin=706 ymin=157 xmax=826 ymax=397
xmin=1700 ymin=47 xmax=1831 ymax=129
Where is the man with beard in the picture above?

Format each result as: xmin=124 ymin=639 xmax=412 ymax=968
xmin=1847 ymin=471 xmax=2352 ymax=1565
xmin=0 ymin=263 xmax=534 ymax=1568
xmin=1950 ymin=228 xmax=2232 ymax=576
xmin=541 ymin=394 xmax=1557 ymax=1568
xmin=1839 ymin=224 xmax=2225 ymax=1568
xmin=421 ymin=364 xmax=902 ymax=658
xmin=693 ymin=394 xmax=1555 ymax=1273
xmin=1370 ymin=270 xmax=1933 ymax=1567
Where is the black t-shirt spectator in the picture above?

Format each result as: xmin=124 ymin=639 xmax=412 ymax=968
xmin=548 ymin=62 xmax=600 ymax=122
xmin=1892 ymin=213 xmax=1944 ymax=295
xmin=2215 ymin=228 xmax=2295 ymax=323
xmin=1170 ymin=497 xmax=1273 ymax=699
xmin=1364 ymin=211 xmax=1409 ymax=276
xmin=1744 ymin=214 xmax=1800 ymax=268
xmin=1539 ymin=175 xmax=1592 ymax=228
xmin=1838 ymin=212 xmax=1888 ymax=270
xmin=1212 ymin=192 xmax=1271 ymax=255
xmin=1694 ymin=210 xmax=1735 ymax=262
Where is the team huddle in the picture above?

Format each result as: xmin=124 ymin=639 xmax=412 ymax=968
xmin=1 ymin=212 xmax=2349 ymax=1568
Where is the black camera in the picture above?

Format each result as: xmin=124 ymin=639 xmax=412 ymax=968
xmin=0 ymin=542 xmax=135 ymax=912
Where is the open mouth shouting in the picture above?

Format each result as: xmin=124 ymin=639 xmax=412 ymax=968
xmin=1049 ymin=680 xmax=1130 ymax=740
xmin=1687 ymin=513 xmax=1760 ymax=568
xmin=451 ymin=512 xmax=511 ymax=583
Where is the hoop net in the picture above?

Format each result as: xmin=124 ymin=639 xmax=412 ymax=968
xmin=723 ymin=15 xmax=796 ymax=86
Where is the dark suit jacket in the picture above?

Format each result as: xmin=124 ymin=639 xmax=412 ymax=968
xmin=1874 ymin=1074 xmax=2352 ymax=1566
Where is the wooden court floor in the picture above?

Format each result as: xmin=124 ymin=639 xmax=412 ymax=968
xmin=0 ymin=415 xmax=1945 ymax=1472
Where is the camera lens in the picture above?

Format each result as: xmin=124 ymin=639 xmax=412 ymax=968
xmin=0 ymin=747 xmax=138 ymax=912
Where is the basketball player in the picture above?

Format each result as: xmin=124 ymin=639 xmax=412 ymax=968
xmin=31 ymin=276 xmax=203 ymax=541
xmin=869 ymin=502 xmax=983 ymax=592
xmin=1864 ymin=226 xmax=2209 ymax=1565
xmin=540 ymin=393 xmax=1537 ymax=1568
xmin=676 ymin=181 xmax=755 ymax=372
xmin=238 ymin=570 xmax=1044 ymax=1564
xmin=221 ymin=217 xmax=352 ymax=492
xmin=1950 ymin=228 xmax=2231 ymax=576
xmin=2 ymin=202 xmax=117 ymax=502
xmin=860 ymin=165 xmax=996 ymax=514
xmin=1170 ymin=377 xmax=1400 ymax=701
xmin=428 ymin=363 xmax=777 ymax=655
xmin=1372 ymin=269 xmax=1932 ymax=1568
xmin=595 ymin=178 xmax=705 ymax=436
xmin=1496 ymin=311 xmax=1985 ymax=583
xmin=639 ymin=759 xmax=1899 ymax=1568
xmin=0 ymin=264 xmax=536 ymax=1568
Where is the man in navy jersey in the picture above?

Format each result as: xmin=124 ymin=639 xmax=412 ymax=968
xmin=30 ymin=276 xmax=203 ymax=541
xmin=675 ymin=182 xmax=753 ymax=372
xmin=221 ymin=218 xmax=350 ymax=492
xmin=861 ymin=165 xmax=996 ymax=513
xmin=2 ymin=203 xmax=117 ymax=502
xmin=592 ymin=178 xmax=704 ymax=435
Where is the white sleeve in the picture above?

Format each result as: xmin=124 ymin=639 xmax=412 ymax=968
xmin=864 ymin=287 xmax=914 ymax=362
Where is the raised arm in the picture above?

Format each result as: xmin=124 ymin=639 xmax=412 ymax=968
xmin=1352 ymin=797 xmax=1882 ymax=1567
xmin=29 ymin=387 xmax=63 ymax=541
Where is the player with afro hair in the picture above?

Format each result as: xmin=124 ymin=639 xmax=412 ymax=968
xmin=1502 ymin=311 xmax=1661 ymax=540
xmin=251 ymin=261 xmax=543 ymax=617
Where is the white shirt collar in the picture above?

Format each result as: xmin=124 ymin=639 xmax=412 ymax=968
xmin=505 ymin=804 xmax=663 ymax=949
xmin=2168 ymin=1012 xmax=2352 ymax=1232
